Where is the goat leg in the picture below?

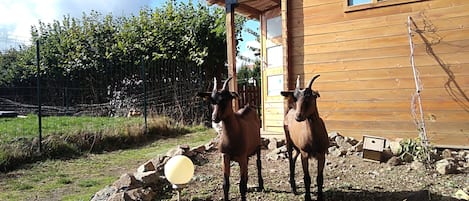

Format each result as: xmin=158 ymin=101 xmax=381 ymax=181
xmin=317 ymin=154 xmax=326 ymax=201
xmin=222 ymin=154 xmax=230 ymax=201
xmin=239 ymin=158 xmax=248 ymax=201
xmin=286 ymin=138 xmax=298 ymax=194
xmin=301 ymin=153 xmax=312 ymax=201
xmin=256 ymin=148 xmax=264 ymax=191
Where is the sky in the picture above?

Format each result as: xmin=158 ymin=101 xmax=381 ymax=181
xmin=0 ymin=0 xmax=259 ymax=67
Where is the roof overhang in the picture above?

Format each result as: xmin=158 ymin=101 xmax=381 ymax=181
xmin=206 ymin=0 xmax=280 ymax=19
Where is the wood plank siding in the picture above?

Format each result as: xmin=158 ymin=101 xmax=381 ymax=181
xmin=288 ymin=0 xmax=469 ymax=147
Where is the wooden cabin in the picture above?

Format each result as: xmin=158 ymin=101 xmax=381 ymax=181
xmin=207 ymin=0 xmax=469 ymax=148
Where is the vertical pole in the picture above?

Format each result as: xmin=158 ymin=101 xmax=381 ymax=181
xmin=141 ymin=57 xmax=148 ymax=134
xmin=226 ymin=0 xmax=238 ymax=111
xmin=36 ymin=40 xmax=42 ymax=153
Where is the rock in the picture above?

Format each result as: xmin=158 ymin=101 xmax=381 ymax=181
xmin=266 ymin=152 xmax=280 ymax=160
xmin=386 ymin=156 xmax=402 ymax=166
xmin=401 ymin=152 xmax=414 ymax=163
xmin=150 ymin=155 xmax=169 ymax=172
xmin=350 ymin=140 xmax=363 ymax=152
xmin=328 ymin=146 xmax=337 ymax=153
xmin=454 ymin=189 xmax=469 ymax=200
xmin=410 ymin=161 xmax=426 ymax=172
xmin=382 ymin=148 xmax=394 ymax=162
xmin=260 ymin=138 xmax=270 ymax=149
xmin=204 ymin=141 xmax=217 ymax=152
xmin=331 ymin=148 xmax=346 ymax=157
xmin=442 ymin=149 xmax=453 ymax=159
xmin=436 ymin=158 xmax=458 ymax=175
xmin=134 ymin=171 xmax=159 ymax=186
xmin=268 ymin=138 xmax=279 ymax=150
xmin=125 ymin=187 xmax=156 ymax=201
xmin=91 ymin=186 xmax=118 ymax=201
xmin=178 ymin=144 xmax=190 ymax=152
xmin=328 ymin=131 xmax=340 ymax=140
xmin=184 ymin=150 xmax=197 ymax=157
xmin=388 ymin=140 xmax=402 ymax=156
xmin=335 ymin=135 xmax=354 ymax=151
xmin=137 ymin=161 xmax=156 ymax=173
xmin=191 ymin=144 xmax=206 ymax=154
xmin=107 ymin=192 xmax=131 ymax=201
xmin=334 ymin=135 xmax=344 ymax=145
xmin=113 ymin=173 xmax=142 ymax=191
xmin=266 ymin=145 xmax=287 ymax=160
xmin=165 ymin=147 xmax=184 ymax=158
xmin=345 ymin=137 xmax=359 ymax=146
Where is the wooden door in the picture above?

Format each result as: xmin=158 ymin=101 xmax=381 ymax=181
xmin=261 ymin=8 xmax=285 ymax=134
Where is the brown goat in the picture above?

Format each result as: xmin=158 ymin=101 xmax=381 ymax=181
xmin=197 ymin=77 xmax=264 ymax=201
xmin=280 ymin=74 xmax=329 ymax=201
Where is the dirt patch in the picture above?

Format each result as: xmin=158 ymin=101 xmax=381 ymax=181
xmin=177 ymin=150 xmax=467 ymax=201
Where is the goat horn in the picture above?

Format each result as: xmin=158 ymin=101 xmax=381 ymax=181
xmin=306 ymin=74 xmax=320 ymax=89
xmin=212 ymin=77 xmax=217 ymax=92
xmin=222 ymin=77 xmax=232 ymax=91
xmin=295 ymin=75 xmax=300 ymax=89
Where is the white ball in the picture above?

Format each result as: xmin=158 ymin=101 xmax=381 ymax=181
xmin=164 ymin=155 xmax=195 ymax=185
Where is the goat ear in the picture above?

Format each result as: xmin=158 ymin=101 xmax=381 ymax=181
xmin=280 ymin=91 xmax=294 ymax=97
xmin=230 ymin=92 xmax=239 ymax=98
xmin=313 ymin=90 xmax=320 ymax=98
xmin=196 ymin=92 xmax=211 ymax=98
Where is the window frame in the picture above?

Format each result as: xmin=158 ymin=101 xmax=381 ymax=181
xmin=345 ymin=0 xmax=426 ymax=12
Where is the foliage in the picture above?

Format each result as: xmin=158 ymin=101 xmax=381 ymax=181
xmin=0 ymin=0 xmax=248 ymax=103
xmin=399 ymin=138 xmax=433 ymax=164
xmin=237 ymin=60 xmax=260 ymax=86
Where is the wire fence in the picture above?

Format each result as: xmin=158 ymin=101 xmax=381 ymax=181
xmin=0 ymin=41 xmax=212 ymax=152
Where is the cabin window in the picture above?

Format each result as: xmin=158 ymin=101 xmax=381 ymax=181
xmin=267 ymin=75 xmax=283 ymax=96
xmin=267 ymin=45 xmax=283 ymax=68
xmin=348 ymin=0 xmax=372 ymax=6
xmin=266 ymin=15 xmax=282 ymax=68
xmin=346 ymin=0 xmax=425 ymax=12
xmin=267 ymin=16 xmax=281 ymax=39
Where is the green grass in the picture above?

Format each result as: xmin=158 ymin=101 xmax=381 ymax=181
xmin=0 ymin=115 xmax=206 ymax=171
xmin=0 ymin=115 xmax=144 ymax=142
xmin=0 ymin=130 xmax=215 ymax=201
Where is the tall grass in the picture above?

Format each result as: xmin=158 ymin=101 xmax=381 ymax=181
xmin=0 ymin=115 xmax=206 ymax=172
xmin=0 ymin=115 xmax=144 ymax=142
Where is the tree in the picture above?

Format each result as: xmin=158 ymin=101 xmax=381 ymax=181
xmin=1 ymin=0 xmax=249 ymax=105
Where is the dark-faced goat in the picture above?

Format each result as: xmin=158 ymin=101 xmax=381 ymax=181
xmin=197 ymin=77 xmax=264 ymax=201
xmin=281 ymin=74 xmax=329 ymax=201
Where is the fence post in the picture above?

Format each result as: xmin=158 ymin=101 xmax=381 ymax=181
xmin=141 ymin=57 xmax=148 ymax=134
xmin=36 ymin=40 xmax=42 ymax=153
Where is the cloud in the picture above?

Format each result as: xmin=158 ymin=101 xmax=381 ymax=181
xmin=0 ymin=0 xmax=154 ymax=41
xmin=55 ymin=0 xmax=153 ymax=18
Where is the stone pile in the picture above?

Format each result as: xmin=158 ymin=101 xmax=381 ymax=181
xmin=262 ymin=131 xmax=363 ymax=160
xmin=384 ymin=138 xmax=469 ymax=175
xmin=90 ymin=139 xmax=217 ymax=201
xmin=92 ymin=132 xmax=468 ymax=200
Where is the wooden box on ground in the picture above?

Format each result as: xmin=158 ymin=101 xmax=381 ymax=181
xmin=362 ymin=135 xmax=387 ymax=162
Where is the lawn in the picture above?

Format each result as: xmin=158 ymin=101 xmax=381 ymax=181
xmin=0 ymin=130 xmax=215 ymax=201
xmin=0 ymin=115 xmax=143 ymax=142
